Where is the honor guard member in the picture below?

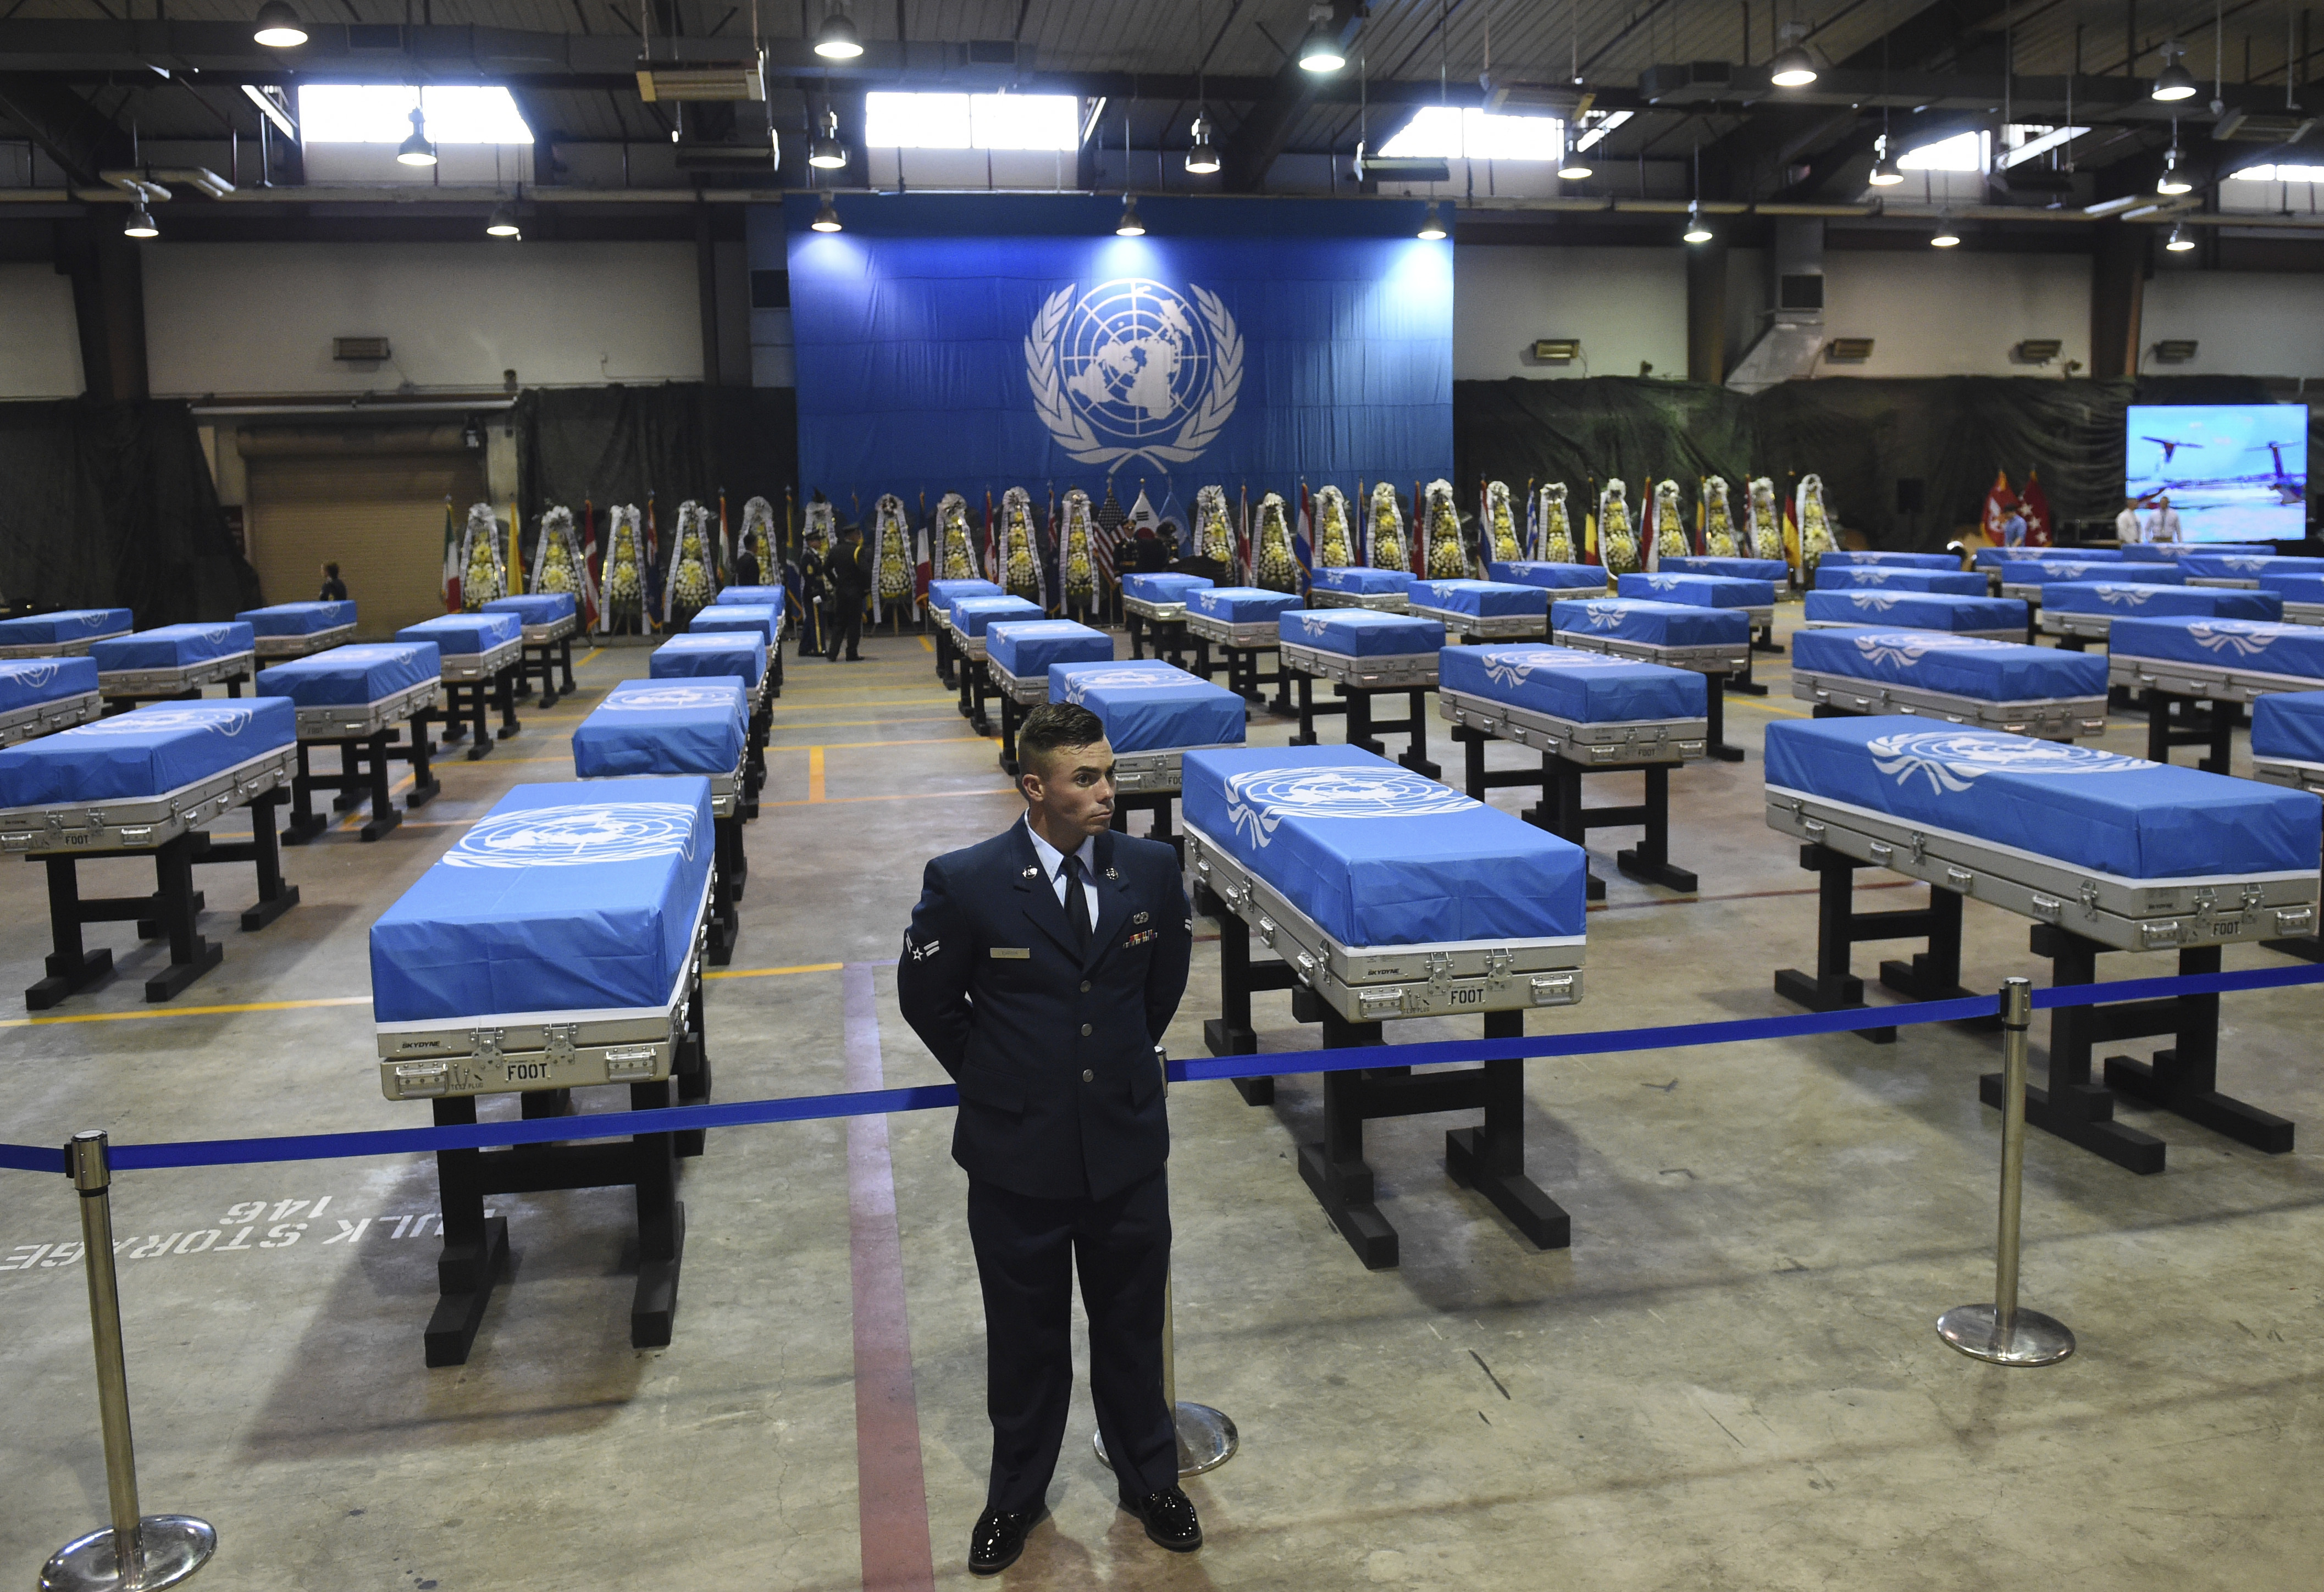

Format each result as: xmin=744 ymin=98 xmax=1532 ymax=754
xmin=826 ymin=520 xmax=872 ymax=662
xmin=795 ymin=526 xmax=829 ymax=658
xmin=897 ymin=701 xmax=1200 ymax=1576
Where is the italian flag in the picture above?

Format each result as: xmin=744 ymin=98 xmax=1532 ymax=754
xmin=441 ymin=496 xmax=462 ymax=611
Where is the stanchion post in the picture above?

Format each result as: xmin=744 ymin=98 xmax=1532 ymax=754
xmin=42 ymin=1131 xmax=217 ymax=1592
xmin=1095 ymin=1058 xmax=1239 ymax=1478
xmin=1936 ymin=980 xmax=2077 ymax=1368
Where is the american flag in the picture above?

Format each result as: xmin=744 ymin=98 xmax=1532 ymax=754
xmin=1094 ymin=482 xmax=1125 ymax=584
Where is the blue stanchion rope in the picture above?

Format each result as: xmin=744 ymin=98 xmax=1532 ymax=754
xmin=1 ymin=958 xmax=2318 ymax=1178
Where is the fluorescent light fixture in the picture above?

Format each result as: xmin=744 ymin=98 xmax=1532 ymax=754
xmin=1899 ymin=130 xmax=1985 ymax=171
xmin=2166 ymin=223 xmax=2195 ymax=251
xmin=2156 ymin=146 xmax=2192 ymax=195
xmin=1115 ymin=195 xmax=1145 ymax=236
xmin=1185 ymin=114 xmax=1220 ymax=174
xmin=861 ymin=92 xmax=1077 ymax=151
xmin=1378 ymin=105 xmax=1563 ymax=162
xmin=1298 ymin=25 xmax=1347 ymax=73
xmin=2228 ymin=162 xmax=2324 ymax=181
xmin=396 ymin=108 xmax=437 ymax=167
xmin=1573 ymin=110 xmax=1630 ymax=152
xmin=485 ymin=202 xmax=521 ymax=238
xmin=2152 ymin=41 xmax=2198 ymax=101
xmin=122 ymin=202 xmax=158 ymax=238
xmin=1930 ymin=215 xmax=1961 ymax=247
xmin=810 ymin=196 xmax=842 ymax=232
xmin=298 ymin=86 xmax=532 ymax=146
xmin=252 ymin=0 xmax=306 ymax=47
xmin=1417 ymin=202 xmax=1447 ymax=240
xmin=809 ymin=109 xmax=846 ymax=169
xmin=814 ymin=7 xmax=864 ymax=60
xmin=1682 ymin=202 xmax=1713 ymax=244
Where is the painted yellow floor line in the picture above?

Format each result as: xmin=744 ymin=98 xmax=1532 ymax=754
xmin=919 ymin=634 xmax=935 ymax=652
xmin=766 ymin=786 xmax=1017 ymax=809
xmin=577 ymin=647 xmax=602 ymax=669
xmin=705 ymin=961 xmax=845 ymax=981
xmin=807 ymin=746 xmax=827 ymax=802
xmin=773 ymin=734 xmax=997 ymax=752
xmin=1724 ymin=696 xmax=1813 ymax=719
xmin=768 ymin=697 xmax=957 ymax=711
xmin=0 ymin=995 xmax=373 ymax=1029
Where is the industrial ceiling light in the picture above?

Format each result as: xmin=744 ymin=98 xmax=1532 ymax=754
xmin=810 ymin=196 xmax=842 ymax=232
xmin=1868 ymin=135 xmax=1904 ymax=186
xmin=1930 ymin=214 xmax=1961 ymax=247
xmin=252 ymin=0 xmax=307 ymax=47
xmin=1769 ymin=23 xmax=1818 ymax=87
xmin=1681 ymin=201 xmax=1713 ymax=243
xmin=1297 ymin=4 xmax=1347 ymax=75
xmin=1557 ymin=129 xmax=1593 ymax=181
xmin=1115 ymin=194 xmax=1145 ymax=236
xmin=2156 ymin=143 xmax=2193 ymax=194
xmin=122 ymin=201 xmax=158 ymax=239
xmin=1185 ymin=114 xmax=1220 ymax=175
xmin=809 ymin=109 xmax=846 ymax=170
xmin=485 ymin=201 xmax=521 ymax=238
xmin=396 ymin=107 xmax=437 ymax=167
xmin=814 ymin=6 xmax=864 ymax=60
xmin=2152 ymin=41 xmax=2199 ymax=101
xmin=1417 ymin=201 xmax=1447 ymax=240
xmin=2166 ymin=221 xmax=2196 ymax=251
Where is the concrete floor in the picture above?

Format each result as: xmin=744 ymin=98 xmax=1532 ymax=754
xmin=2 ymin=612 xmax=2320 ymax=1592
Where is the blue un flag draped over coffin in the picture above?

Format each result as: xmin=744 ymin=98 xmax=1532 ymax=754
xmin=778 ymin=194 xmax=1454 ymax=512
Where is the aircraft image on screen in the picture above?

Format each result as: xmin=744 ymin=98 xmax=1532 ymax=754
xmin=2126 ymin=403 xmax=2309 ymax=542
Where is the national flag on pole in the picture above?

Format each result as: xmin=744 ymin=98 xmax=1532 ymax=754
xmin=578 ymin=500 xmax=602 ymax=633
xmin=1128 ymin=486 xmax=1160 ymax=552
xmin=1355 ymin=478 xmax=1368 ymax=565
xmin=1410 ymin=482 xmax=1425 ymax=576
xmin=1294 ymin=480 xmax=1315 ymax=594
xmin=1524 ymin=478 xmax=1539 ymax=560
xmin=1782 ymin=483 xmax=1803 ymax=579
xmin=507 ymin=501 xmax=522 ymax=595
xmin=717 ymin=492 xmax=732 ymax=587
xmin=645 ymin=493 xmax=661 ymax=627
xmin=2021 ymin=469 xmax=2054 ymax=547
xmin=1982 ymin=470 xmax=2019 ymax=547
xmin=983 ymin=491 xmax=998 ymax=583
xmin=1236 ymin=484 xmax=1253 ymax=583
xmin=1094 ymin=484 xmax=1125 ymax=586
xmin=1642 ymin=484 xmax=1659 ymax=573
xmin=441 ymin=496 xmax=462 ymax=611
xmin=914 ymin=493 xmax=933 ymax=608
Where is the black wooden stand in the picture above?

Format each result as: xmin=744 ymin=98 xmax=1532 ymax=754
xmin=1770 ymin=842 xmax=1979 ymax=1045
xmin=422 ymin=666 xmax=522 ymax=761
xmin=934 ymin=625 xmax=958 ymax=688
xmin=2140 ymin=689 xmax=2237 ymax=772
xmin=1286 ymin=669 xmax=1440 ymax=778
xmin=1109 ymin=792 xmax=1181 ymax=862
xmin=956 ymin=652 xmax=994 ymax=736
xmin=1192 ymin=637 xmax=1294 ymax=715
xmin=25 ymin=790 xmax=298 ymax=1008
xmin=1703 ymin=672 xmax=1746 ymax=761
xmin=519 ymin=635 xmax=575 ymax=709
xmin=287 ymin=725 xmax=438 ymax=843
xmin=1126 ymin=613 xmax=1191 ymax=667
xmin=423 ymin=961 xmax=709 ymax=1365
xmin=1454 ymin=726 xmax=1695 ymax=901
xmin=997 ymin=686 xmax=1026 ymax=777
xmin=708 ymin=812 xmax=745 ymax=965
xmin=1980 ymin=928 xmax=2290 ymax=1174
xmin=1197 ymin=883 xmax=1567 ymax=1269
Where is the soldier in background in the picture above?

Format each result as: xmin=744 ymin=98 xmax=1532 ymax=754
xmin=796 ymin=526 xmax=830 ymax=658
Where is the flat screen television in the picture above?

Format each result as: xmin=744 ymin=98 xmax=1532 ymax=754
xmin=2126 ymin=403 xmax=2308 ymax=542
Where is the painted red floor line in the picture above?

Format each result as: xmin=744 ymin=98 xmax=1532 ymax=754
xmin=842 ymin=962 xmax=937 ymax=1592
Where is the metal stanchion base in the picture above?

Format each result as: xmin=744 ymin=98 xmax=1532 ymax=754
xmin=1092 ymin=1402 xmax=1240 ymax=1478
xmin=43 ymin=1515 xmax=217 ymax=1592
xmin=1935 ymin=1305 xmax=2076 ymax=1367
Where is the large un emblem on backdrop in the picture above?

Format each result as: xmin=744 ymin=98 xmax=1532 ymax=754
xmin=1026 ymin=278 xmax=1242 ymax=470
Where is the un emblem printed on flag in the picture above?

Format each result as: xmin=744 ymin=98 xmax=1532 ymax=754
xmin=1025 ymin=278 xmax=1242 ymax=470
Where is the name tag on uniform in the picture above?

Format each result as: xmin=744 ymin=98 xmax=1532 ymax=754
xmin=989 ymin=946 xmax=1032 ymax=959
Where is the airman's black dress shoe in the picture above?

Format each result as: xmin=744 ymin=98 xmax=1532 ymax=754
xmin=967 ymin=1506 xmax=1043 ymax=1575
xmin=1120 ymin=1485 xmax=1203 ymax=1552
